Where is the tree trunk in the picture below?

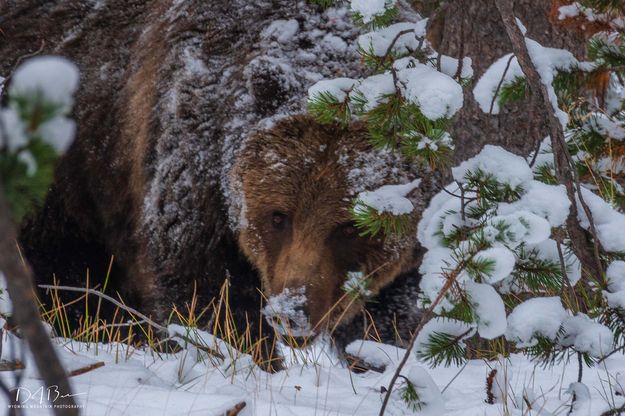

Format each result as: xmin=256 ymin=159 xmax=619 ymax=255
xmin=423 ymin=0 xmax=587 ymax=162
xmin=0 ymin=189 xmax=76 ymax=415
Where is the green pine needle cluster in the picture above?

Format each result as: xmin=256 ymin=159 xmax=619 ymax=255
xmin=352 ymin=199 xmax=411 ymax=237
xmin=416 ymin=330 xmax=469 ymax=367
xmin=0 ymin=138 xmax=57 ymax=222
xmin=511 ymin=248 xmax=563 ymax=292
xmin=352 ymin=6 xmax=398 ymax=30
xmin=398 ymin=378 xmax=424 ymax=412
xmin=589 ymin=34 xmax=625 ymax=69
xmin=307 ymin=91 xmax=352 ymax=126
xmin=497 ymin=76 xmax=527 ymax=108
xmin=308 ymin=0 xmax=336 ymax=8
xmin=0 ymin=93 xmax=67 ymax=222
xmin=579 ymin=0 xmax=625 ymax=12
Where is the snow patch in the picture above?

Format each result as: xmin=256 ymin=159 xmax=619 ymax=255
xmin=9 ymin=56 xmax=79 ymax=112
xmin=397 ymin=64 xmax=464 ymax=120
xmin=357 ymin=178 xmax=421 ymax=215
xmin=308 ymin=77 xmax=356 ymax=102
xmin=561 ymin=314 xmax=613 ymax=358
xmin=505 ymin=297 xmax=568 ymax=347
xmin=472 ymin=247 xmax=516 ymax=284
xmin=466 ymin=281 xmax=507 ymax=339
xmin=452 ymin=145 xmax=534 ymax=189
xmin=350 ymin=0 xmax=396 ymax=24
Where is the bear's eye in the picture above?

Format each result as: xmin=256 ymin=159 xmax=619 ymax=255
xmin=338 ymin=222 xmax=358 ymax=239
xmin=271 ymin=211 xmax=287 ymax=230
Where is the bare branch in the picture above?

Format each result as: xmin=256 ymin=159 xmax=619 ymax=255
xmin=494 ymin=0 xmax=604 ymax=291
xmin=489 ymin=54 xmax=515 ymax=115
xmin=378 ymin=251 xmax=481 ymax=415
xmin=375 ymin=29 xmax=416 ymax=71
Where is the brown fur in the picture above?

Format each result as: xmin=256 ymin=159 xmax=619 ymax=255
xmin=234 ymin=116 xmax=421 ymax=335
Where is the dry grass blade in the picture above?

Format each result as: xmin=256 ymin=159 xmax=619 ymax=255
xmin=38 ymin=284 xmax=229 ymax=362
xmin=38 ymin=284 xmax=166 ymax=332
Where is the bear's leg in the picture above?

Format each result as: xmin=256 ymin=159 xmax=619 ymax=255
xmin=19 ymin=188 xmax=139 ymax=330
xmin=332 ymin=268 xmax=423 ymax=354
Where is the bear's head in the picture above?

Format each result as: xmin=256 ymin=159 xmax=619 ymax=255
xmin=231 ymin=115 xmax=423 ymax=346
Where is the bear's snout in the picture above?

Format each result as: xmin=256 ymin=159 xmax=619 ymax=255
xmin=263 ymin=287 xmax=316 ymax=344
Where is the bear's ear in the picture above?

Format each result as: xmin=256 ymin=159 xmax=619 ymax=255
xmin=270 ymin=114 xmax=317 ymax=141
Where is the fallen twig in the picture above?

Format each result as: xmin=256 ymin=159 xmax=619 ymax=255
xmin=67 ymin=361 xmax=105 ymax=378
xmin=0 ymin=360 xmax=24 ymax=371
xmin=225 ymin=401 xmax=246 ymax=416
xmin=344 ymin=353 xmax=385 ymax=374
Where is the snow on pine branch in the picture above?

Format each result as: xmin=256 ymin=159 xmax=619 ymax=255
xmin=2 ymin=56 xmax=79 ymax=154
xmin=558 ymin=2 xmax=625 ymax=30
xmin=350 ymin=0 xmax=397 ymax=26
xmin=356 ymin=21 xmax=426 ymax=56
xmin=396 ymin=63 xmax=464 ymax=120
xmin=352 ymin=178 xmax=421 ymax=236
xmin=415 ymin=143 xmax=625 ymax=365
xmin=473 ymin=33 xmax=583 ymax=121
xmin=604 ymin=260 xmax=625 ymax=309
xmin=309 ymin=28 xmax=465 ymax=122
xmin=356 ymin=178 xmax=421 ymax=215
xmin=307 ymin=14 xmax=467 ymax=180
xmin=306 ymin=5 xmax=469 ymax=238
xmin=0 ymin=56 xmax=80 ymax=221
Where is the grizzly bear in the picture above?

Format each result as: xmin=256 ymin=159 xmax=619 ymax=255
xmin=1 ymin=0 xmax=425 ymax=359
xmin=232 ymin=117 xmax=424 ymax=343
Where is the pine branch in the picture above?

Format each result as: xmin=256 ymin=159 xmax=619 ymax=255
xmin=494 ymin=0 xmax=605 ymax=297
xmin=416 ymin=328 xmax=473 ymax=367
xmin=378 ymin=246 xmax=485 ymax=416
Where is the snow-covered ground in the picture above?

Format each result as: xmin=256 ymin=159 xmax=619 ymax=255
xmin=1 ymin=325 xmax=623 ymax=415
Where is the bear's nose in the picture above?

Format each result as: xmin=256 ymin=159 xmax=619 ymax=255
xmin=263 ymin=287 xmax=316 ymax=341
xmin=265 ymin=305 xmax=314 ymax=338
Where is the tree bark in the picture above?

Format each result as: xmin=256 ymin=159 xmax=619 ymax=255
xmin=0 ymin=189 xmax=76 ymax=415
xmin=423 ymin=0 xmax=587 ymax=162
xmin=493 ymin=0 xmax=603 ymax=288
